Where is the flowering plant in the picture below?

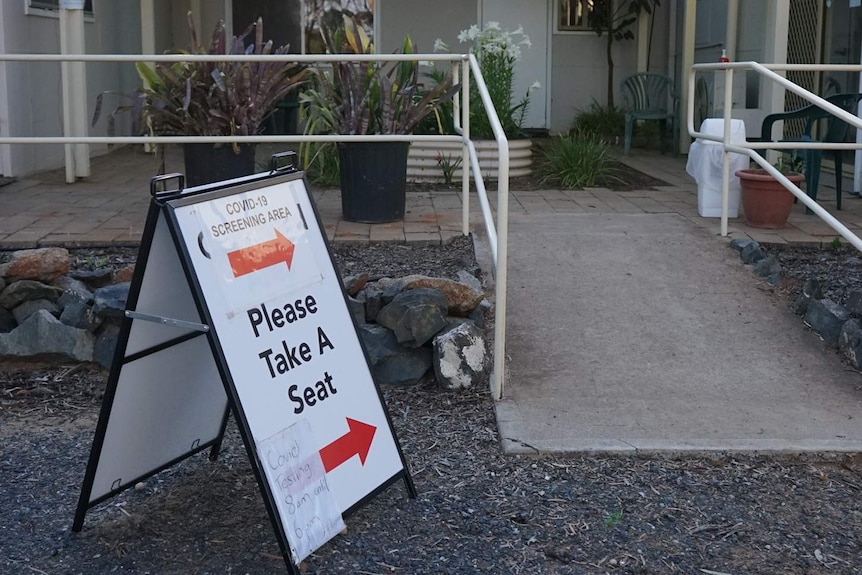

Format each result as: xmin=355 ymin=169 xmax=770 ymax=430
xmin=437 ymin=22 xmax=538 ymax=139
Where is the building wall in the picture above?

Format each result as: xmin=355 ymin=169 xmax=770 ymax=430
xmin=549 ymin=7 xmax=668 ymax=134
xmin=0 ymin=1 xmax=142 ymax=177
xmin=378 ymin=0 xmax=476 ymax=56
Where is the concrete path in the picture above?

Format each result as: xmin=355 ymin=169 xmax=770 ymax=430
xmin=2 ymin=145 xmax=862 ymax=455
xmin=496 ymin=212 xmax=862 ymax=455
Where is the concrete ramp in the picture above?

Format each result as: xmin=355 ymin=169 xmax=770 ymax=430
xmin=496 ymin=213 xmax=862 ymax=454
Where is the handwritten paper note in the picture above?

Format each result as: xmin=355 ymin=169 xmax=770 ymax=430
xmin=258 ymin=420 xmax=345 ymax=563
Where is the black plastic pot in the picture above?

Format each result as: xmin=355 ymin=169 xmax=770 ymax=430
xmin=338 ymin=141 xmax=409 ymax=223
xmin=183 ymin=143 xmax=256 ymax=187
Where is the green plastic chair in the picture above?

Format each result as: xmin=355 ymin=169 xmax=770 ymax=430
xmin=621 ymin=73 xmax=677 ymax=156
xmin=759 ymin=92 xmax=862 ymax=210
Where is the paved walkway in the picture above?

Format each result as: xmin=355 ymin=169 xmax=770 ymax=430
xmin=1 ymin=144 xmax=862 ymax=248
xmin=2 ymin=144 xmax=862 ymax=455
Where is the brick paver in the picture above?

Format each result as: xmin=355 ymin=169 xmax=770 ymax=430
xmin=1 ymin=145 xmax=861 ymax=249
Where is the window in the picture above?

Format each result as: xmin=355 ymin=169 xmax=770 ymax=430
xmin=27 ymin=0 xmax=95 ymax=18
xmin=557 ymin=0 xmax=594 ymax=31
xmin=303 ymin=0 xmax=373 ymax=54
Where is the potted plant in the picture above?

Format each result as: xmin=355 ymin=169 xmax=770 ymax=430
xmin=299 ymin=15 xmax=459 ymax=223
xmin=736 ymin=158 xmax=805 ymax=229
xmin=135 ymin=13 xmax=306 ymax=187
xmin=407 ymin=23 xmax=539 ymax=182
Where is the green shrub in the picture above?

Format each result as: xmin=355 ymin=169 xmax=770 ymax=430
xmin=539 ymin=134 xmax=616 ymax=188
xmin=302 ymin=142 xmax=341 ymax=186
xmin=571 ymin=102 xmax=625 ymax=144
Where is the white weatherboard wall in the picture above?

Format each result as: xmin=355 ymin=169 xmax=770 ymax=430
xmin=378 ymin=0 xmax=476 ymax=56
xmin=480 ymin=0 xmax=549 ymax=130
xmin=0 ymin=1 xmax=142 ymax=177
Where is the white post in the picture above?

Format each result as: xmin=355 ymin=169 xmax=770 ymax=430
xmin=721 ymin=66 xmax=733 ymax=237
xmin=462 ymin=60 xmax=470 ymax=236
xmin=856 ymin=35 xmax=862 ymax=194
xmin=637 ymin=11 xmax=649 ymax=72
xmin=680 ymin=0 xmax=697 ymax=154
xmin=59 ymin=0 xmax=90 ymax=182
xmin=726 ymin=0 xmax=739 ymax=60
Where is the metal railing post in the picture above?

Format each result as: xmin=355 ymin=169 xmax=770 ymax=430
xmin=721 ymin=65 xmax=734 ymax=237
xmin=688 ymin=61 xmax=862 ymax=252
xmin=462 ymin=60 xmax=470 ymax=236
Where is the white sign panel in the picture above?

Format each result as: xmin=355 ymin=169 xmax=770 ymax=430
xmin=258 ymin=420 xmax=346 ymax=563
xmin=169 ymin=177 xmax=406 ymax=531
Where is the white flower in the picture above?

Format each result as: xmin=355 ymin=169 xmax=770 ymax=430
xmin=433 ymin=38 xmax=449 ymax=52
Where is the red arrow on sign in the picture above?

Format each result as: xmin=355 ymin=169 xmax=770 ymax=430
xmin=319 ymin=418 xmax=377 ymax=473
xmin=227 ymin=229 xmax=295 ymax=278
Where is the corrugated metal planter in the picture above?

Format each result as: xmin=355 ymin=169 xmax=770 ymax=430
xmin=407 ymin=138 xmax=533 ymax=182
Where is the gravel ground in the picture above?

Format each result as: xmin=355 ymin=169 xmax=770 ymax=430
xmin=2 ymin=233 xmax=862 ymax=575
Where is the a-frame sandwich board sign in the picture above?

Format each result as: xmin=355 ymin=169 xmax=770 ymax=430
xmin=73 ymin=156 xmax=415 ymax=571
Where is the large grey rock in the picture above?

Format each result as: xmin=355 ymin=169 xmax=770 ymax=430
xmin=12 ymin=299 xmax=59 ymax=324
xmin=0 ymin=247 xmax=70 ymax=282
xmin=343 ymin=273 xmax=369 ymax=297
xmin=0 ymin=310 xmax=94 ymax=362
xmin=433 ymin=321 xmax=488 ymax=390
xmin=94 ymin=321 xmax=121 ymax=369
xmin=740 ymin=243 xmax=766 ymax=264
xmin=359 ymin=324 xmax=431 ymax=386
xmin=92 ymin=283 xmax=131 ymax=318
xmin=793 ymin=278 xmax=823 ymax=315
xmin=0 ymin=276 xmax=5 ymax=292
xmin=730 ymin=238 xmax=758 ymax=253
xmin=70 ymin=267 xmax=114 ymax=289
xmin=0 ymin=307 xmax=15 ymax=333
xmin=60 ymin=302 xmax=103 ymax=332
xmin=0 ymin=280 xmax=63 ymax=309
xmin=752 ymin=255 xmax=780 ymax=278
xmin=839 ymin=319 xmax=862 ymax=368
xmin=468 ymin=299 xmax=492 ymax=329
xmin=54 ymin=276 xmax=94 ymax=307
xmin=363 ymin=277 xmax=406 ymax=322
xmin=845 ymin=290 xmax=862 ymax=318
xmin=804 ymin=298 xmax=850 ymax=343
xmin=376 ymin=288 xmax=448 ymax=347
xmin=347 ymin=295 xmax=366 ymax=326
xmin=402 ymin=274 xmax=484 ymax=316
xmin=456 ymin=270 xmax=483 ymax=293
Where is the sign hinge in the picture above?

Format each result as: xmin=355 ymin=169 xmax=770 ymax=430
xmin=125 ymin=310 xmax=209 ymax=332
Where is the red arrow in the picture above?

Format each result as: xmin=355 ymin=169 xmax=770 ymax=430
xmin=319 ymin=418 xmax=377 ymax=473
xmin=227 ymin=229 xmax=295 ymax=278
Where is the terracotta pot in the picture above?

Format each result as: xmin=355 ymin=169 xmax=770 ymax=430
xmin=736 ymin=168 xmax=805 ymax=229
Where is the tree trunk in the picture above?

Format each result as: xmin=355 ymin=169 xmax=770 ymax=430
xmin=606 ymin=33 xmax=615 ymax=108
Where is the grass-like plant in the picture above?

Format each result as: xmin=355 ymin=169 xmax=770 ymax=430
xmin=571 ymin=101 xmax=625 ymax=145
xmin=302 ymin=142 xmax=341 ymax=186
xmin=539 ymin=134 xmax=617 ymax=189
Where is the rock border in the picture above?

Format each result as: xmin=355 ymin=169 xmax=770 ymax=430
xmin=730 ymin=238 xmax=862 ymax=369
xmin=0 ymin=247 xmax=492 ymax=390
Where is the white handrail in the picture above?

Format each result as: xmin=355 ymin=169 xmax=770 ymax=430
xmin=688 ymin=61 xmax=862 ymax=251
xmin=0 ymin=50 xmax=513 ymax=400
xmin=463 ymin=53 xmax=509 ymax=401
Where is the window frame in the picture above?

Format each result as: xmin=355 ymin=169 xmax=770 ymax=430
xmin=26 ymin=0 xmax=95 ymax=21
xmin=555 ymin=0 xmax=596 ymax=35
